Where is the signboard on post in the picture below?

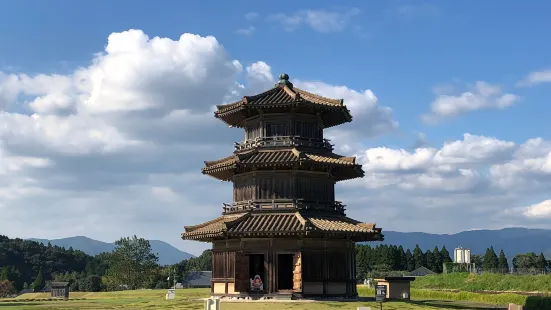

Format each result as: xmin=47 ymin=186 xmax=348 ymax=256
xmin=375 ymin=285 xmax=386 ymax=302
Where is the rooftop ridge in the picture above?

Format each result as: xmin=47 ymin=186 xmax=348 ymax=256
xmin=294 ymin=87 xmax=343 ymax=106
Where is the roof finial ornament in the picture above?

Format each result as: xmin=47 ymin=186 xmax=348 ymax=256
xmin=277 ymin=73 xmax=293 ymax=88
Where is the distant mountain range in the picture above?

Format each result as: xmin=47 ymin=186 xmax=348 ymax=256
xmin=372 ymin=227 xmax=551 ymax=262
xmin=29 ymin=228 xmax=551 ymax=267
xmin=29 ymin=236 xmax=194 ymax=266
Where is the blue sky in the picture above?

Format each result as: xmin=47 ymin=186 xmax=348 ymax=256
xmin=0 ymin=1 xmax=550 ymax=253
xmin=1 ymin=0 xmax=550 ymax=148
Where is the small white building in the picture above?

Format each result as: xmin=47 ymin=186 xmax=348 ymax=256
xmin=454 ymin=247 xmax=471 ymax=264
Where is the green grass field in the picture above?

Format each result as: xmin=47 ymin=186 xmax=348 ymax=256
xmin=0 ymin=287 xmax=523 ymax=310
xmin=412 ymin=273 xmax=551 ymax=292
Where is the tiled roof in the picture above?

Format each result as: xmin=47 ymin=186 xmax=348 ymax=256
xmin=229 ymin=213 xmax=305 ymax=234
xmin=216 ymin=85 xmax=343 ymax=112
xmin=183 ymin=213 xmax=247 ymax=239
xmin=304 ymin=214 xmax=376 ymax=233
xmin=214 ymin=82 xmax=351 ymax=128
xmin=202 ymin=148 xmax=363 ymax=181
xmin=182 ymin=211 xmax=382 ymax=242
xmin=408 ymin=266 xmax=435 ymax=277
xmin=183 ymin=271 xmax=212 ymax=287
xmin=204 ymin=154 xmax=239 ymax=169
xmin=302 ymin=152 xmax=356 ymax=165
xmin=240 ymin=150 xmax=298 ymax=164
xmin=294 ymin=88 xmax=343 ymax=106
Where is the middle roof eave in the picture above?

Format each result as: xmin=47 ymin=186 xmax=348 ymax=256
xmin=202 ymin=149 xmax=364 ymax=173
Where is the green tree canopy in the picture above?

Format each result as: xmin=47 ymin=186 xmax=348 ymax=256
xmin=405 ymin=249 xmax=415 ymax=272
xmin=497 ymin=249 xmax=509 ymax=273
xmin=104 ymin=235 xmax=159 ymax=290
xmin=0 ymin=267 xmax=9 ymax=281
xmin=398 ymin=245 xmax=407 ymax=271
xmin=413 ymin=244 xmax=424 ymax=269
xmin=483 ymin=247 xmax=498 ymax=271
xmin=433 ymin=246 xmax=443 ymax=273
xmin=32 ymin=268 xmax=45 ymax=291
xmin=440 ymin=246 xmax=452 ymax=264
xmin=425 ymin=249 xmax=435 ymax=272
xmin=512 ymin=252 xmax=538 ymax=271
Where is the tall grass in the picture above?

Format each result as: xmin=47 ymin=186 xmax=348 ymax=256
xmin=412 ymin=273 xmax=551 ymax=292
xmin=358 ymin=285 xmax=551 ymax=309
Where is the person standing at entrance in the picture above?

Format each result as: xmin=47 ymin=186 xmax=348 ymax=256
xmin=250 ymin=260 xmax=264 ymax=291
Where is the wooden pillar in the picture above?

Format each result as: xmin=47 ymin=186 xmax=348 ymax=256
xmin=266 ymin=250 xmax=274 ymax=294
xmin=292 ymin=171 xmax=297 ymax=200
xmin=275 ymin=251 xmax=278 ymax=293
xmin=260 ymin=115 xmax=265 ymax=137
xmin=253 ymin=172 xmax=257 ymax=200
xmin=323 ymin=242 xmax=328 ymax=295
xmin=211 ymin=252 xmax=215 ymax=295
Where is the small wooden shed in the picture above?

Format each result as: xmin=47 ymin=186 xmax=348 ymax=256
xmin=50 ymin=282 xmax=70 ymax=299
xmin=375 ymin=277 xmax=415 ymax=300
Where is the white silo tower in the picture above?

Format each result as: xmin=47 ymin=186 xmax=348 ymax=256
xmin=454 ymin=247 xmax=471 ymax=264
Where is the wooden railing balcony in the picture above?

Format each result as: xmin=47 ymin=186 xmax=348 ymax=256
xmin=222 ymin=199 xmax=346 ymax=214
xmin=234 ymin=136 xmax=334 ymax=152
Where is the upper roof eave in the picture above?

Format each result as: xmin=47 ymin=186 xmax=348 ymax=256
xmin=214 ymin=83 xmax=346 ymax=114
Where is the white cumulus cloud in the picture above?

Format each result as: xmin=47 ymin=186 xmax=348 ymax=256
xmin=0 ymin=29 xmax=398 ymax=255
xmin=517 ymin=67 xmax=551 ymax=87
xmin=268 ymin=8 xmax=360 ymax=33
xmin=422 ymin=81 xmax=520 ymax=124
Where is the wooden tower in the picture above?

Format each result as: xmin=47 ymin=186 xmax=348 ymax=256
xmin=182 ymin=73 xmax=383 ymax=299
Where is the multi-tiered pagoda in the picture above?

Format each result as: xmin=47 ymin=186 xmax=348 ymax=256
xmin=182 ymin=73 xmax=383 ymax=299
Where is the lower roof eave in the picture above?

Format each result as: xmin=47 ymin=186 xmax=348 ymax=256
xmin=201 ymin=170 xmax=233 ymax=182
xmin=181 ymin=236 xmax=219 ymax=243
xmin=304 ymin=231 xmax=384 ymax=242
xmin=182 ymin=233 xmax=384 ymax=243
xmin=353 ymin=235 xmax=384 ymax=242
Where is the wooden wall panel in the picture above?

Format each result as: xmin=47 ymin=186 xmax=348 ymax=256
xmin=244 ymin=114 xmax=325 ymax=141
xmin=233 ymin=175 xmax=255 ymax=202
xmin=245 ymin=119 xmax=261 ymax=140
xmin=227 ymin=252 xmax=236 ymax=278
xmin=234 ymin=253 xmax=250 ymax=292
xmin=242 ymin=239 xmax=270 ymax=250
xmin=212 ymin=252 xmax=225 ymax=279
xmin=233 ymin=171 xmax=335 ymax=203
xmin=302 ymin=250 xmax=325 ymax=281
xmin=327 ymin=251 xmax=347 ymax=281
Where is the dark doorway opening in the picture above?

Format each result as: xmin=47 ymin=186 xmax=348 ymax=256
xmin=278 ymin=254 xmax=294 ymax=290
xmin=249 ymin=254 xmax=265 ymax=292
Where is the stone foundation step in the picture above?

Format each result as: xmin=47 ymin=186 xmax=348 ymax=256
xmin=272 ymin=293 xmax=293 ymax=300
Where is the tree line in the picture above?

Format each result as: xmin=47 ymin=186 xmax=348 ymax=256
xmin=0 ymin=235 xmax=211 ymax=297
xmin=355 ymin=244 xmax=452 ymax=280
xmin=2 ymin=234 xmax=551 ymax=297
xmin=356 ymin=244 xmax=551 ymax=280
xmin=0 ymin=235 xmax=106 ymax=296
